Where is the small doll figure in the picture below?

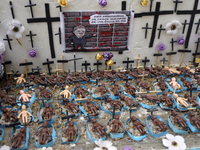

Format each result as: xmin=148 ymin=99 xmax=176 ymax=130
xmin=11 ymin=127 xmax=26 ymax=149
xmin=169 ymin=77 xmax=181 ymax=91
xmin=63 ymin=121 xmax=78 ymax=142
xmin=120 ymin=94 xmax=139 ymax=107
xmin=1 ymin=108 xmax=18 ymax=122
xmin=39 ymin=86 xmax=52 ymax=99
xmin=36 ymin=121 xmax=51 ymax=145
xmin=91 ymin=118 xmax=106 ymax=136
xmin=151 ymin=114 xmax=167 ymax=131
xmin=106 ymin=97 xmax=124 ymax=109
xmin=124 ymin=82 xmax=136 ymax=96
xmin=0 ymin=93 xmax=15 ymax=105
xmin=157 ymin=77 xmax=168 ymax=91
xmin=110 ymin=82 xmax=121 ymax=96
xmin=184 ymin=93 xmax=199 ymax=107
xmin=41 ymin=103 xmax=55 ymax=120
xmin=64 ymin=99 xmax=79 ymax=113
xmin=173 ymin=94 xmax=189 ymax=108
xmin=18 ymin=105 xmax=32 ymax=124
xmin=131 ymin=116 xmax=146 ymax=135
xmin=60 ymin=85 xmax=72 ymax=99
xmin=159 ymin=91 xmax=174 ymax=107
xmin=18 ymin=90 xmax=32 ymax=102
xmin=188 ymin=111 xmax=200 ymax=130
xmin=75 ymin=83 xmax=87 ymax=98
xmin=108 ymin=115 xmax=123 ymax=133
xmin=86 ymin=99 xmax=99 ymax=116
xmin=97 ymin=83 xmax=109 ymax=96
xmin=180 ymin=77 xmax=192 ymax=88
xmin=171 ymin=110 xmax=188 ymax=129
xmin=137 ymin=80 xmax=150 ymax=90
xmin=14 ymin=74 xmax=26 ymax=85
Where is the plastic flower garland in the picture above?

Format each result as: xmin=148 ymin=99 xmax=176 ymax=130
xmin=165 ymin=20 xmax=182 ymax=35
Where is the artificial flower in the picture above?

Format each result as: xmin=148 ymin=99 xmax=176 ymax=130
xmin=0 ymin=41 xmax=5 ymax=55
xmin=162 ymin=134 xmax=186 ymax=150
xmin=123 ymin=146 xmax=133 ymax=150
xmin=94 ymin=139 xmax=117 ymax=150
xmin=7 ymin=20 xmax=25 ymax=39
xmin=140 ymin=0 xmax=148 ymax=7
xmin=37 ymin=147 xmax=53 ymax=150
xmin=29 ymin=49 xmax=37 ymax=57
xmin=99 ymin=0 xmax=107 ymax=7
xmin=177 ymin=38 xmax=185 ymax=45
xmin=165 ymin=20 xmax=182 ymax=35
xmin=0 ymin=64 xmax=4 ymax=79
xmin=0 ymin=52 xmax=5 ymax=64
xmin=158 ymin=43 xmax=166 ymax=51
xmin=106 ymin=59 xmax=114 ymax=66
xmin=96 ymin=53 xmax=103 ymax=60
xmin=58 ymin=0 xmax=67 ymax=7
xmin=103 ymin=52 xmax=113 ymax=61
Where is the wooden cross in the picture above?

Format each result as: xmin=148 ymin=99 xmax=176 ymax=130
xmin=160 ymin=57 xmax=168 ymax=68
xmin=26 ymin=31 xmax=37 ymax=48
xmin=153 ymin=51 xmax=162 ymax=67
xmin=2 ymin=61 xmax=12 ymax=78
xmin=192 ymin=38 xmax=200 ymax=64
xmin=82 ymin=61 xmax=90 ymax=72
xmin=142 ymin=57 xmax=150 ymax=68
xmin=19 ymin=59 xmax=33 ymax=78
xmin=187 ymin=84 xmax=197 ymax=97
xmin=3 ymin=35 xmax=13 ymax=50
xmin=134 ymin=54 xmax=141 ymax=68
xmin=94 ymin=60 xmax=102 ymax=72
xmin=166 ymin=49 xmax=177 ymax=67
xmin=57 ymin=55 xmax=68 ymax=74
xmin=170 ymin=38 xmax=177 ymax=52
xmin=53 ymin=65 xmax=62 ymax=75
xmin=31 ymin=66 xmax=42 ymax=76
xmin=122 ymin=57 xmax=135 ymax=70
xmin=42 ymin=58 xmax=54 ymax=75
xmin=67 ymin=53 xmax=83 ymax=72
xmin=178 ymin=49 xmax=192 ymax=66
xmin=142 ymin=23 xmax=152 ymax=39
xmin=24 ymin=0 xmax=37 ymax=18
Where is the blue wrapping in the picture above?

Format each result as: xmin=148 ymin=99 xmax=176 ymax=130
xmin=125 ymin=118 xmax=148 ymax=141
xmin=178 ymin=76 xmax=197 ymax=92
xmin=146 ymin=115 xmax=167 ymax=137
xmin=91 ymin=85 xmax=110 ymax=100
xmin=173 ymin=96 xmax=191 ymax=111
xmin=60 ymin=121 xmax=79 ymax=144
xmin=107 ymin=119 xmax=125 ymax=139
xmin=86 ymin=120 xmax=106 ymax=143
xmin=16 ymin=89 xmax=36 ymax=106
xmin=156 ymin=92 xmax=175 ymax=110
xmin=16 ymin=83 xmax=24 ymax=88
xmin=136 ymin=94 xmax=158 ymax=109
xmin=61 ymin=103 xmax=81 ymax=118
xmin=122 ymin=82 xmax=138 ymax=97
xmin=164 ymin=78 xmax=183 ymax=93
xmin=108 ymin=83 xmax=122 ymax=100
xmin=74 ymin=86 xmax=90 ymax=101
xmin=100 ymin=100 xmax=124 ymax=115
xmin=11 ymin=126 xmax=29 ymax=150
xmin=0 ymin=128 xmax=4 ymax=142
xmin=183 ymin=113 xmax=200 ymax=133
xmin=168 ymin=115 xmax=188 ymax=135
xmin=17 ymin=106 xmax=34 ymax=123
xmin=35 ymin=124 xmax=56 ymax=148
xmin=121 ymin=94 xmax=138 ymax=111
xmin=37 ymin=103 xmax=57 ymax=124
xmin=152 ymin=81 xmax=169 ymax=92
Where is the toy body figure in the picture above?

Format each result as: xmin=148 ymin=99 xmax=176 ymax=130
xmin=11 ymin=127 xmax=26 ymax=149
xmin=75 ymin=83 xmax=87 ymax=98
xmin=14 ymin=74 xmax=26 ymax=85
xmin=36 ymin=121 xmax=51 ymax=145
xmin=18 ymin=105 xmax=32 ymax=124
xmin=151 ymin=114 xmax=167 ymax=131
xmin=171 ymin=110 xmax=188 ymax=129
xmin=169 ymin=77 xmax=181 ymax=90
xmin=64 ymin=99 xmax=79 ymax=113
xmin=63 ymin=121 xmax=78 ymax=142
xmin=97 ymin=83 xmax=109 ymax=95
xmin=106 ymin=97 xmax=124 ymax=109
xmin=137 ymin=80 xmax=150 ymax=90
xmin=141 ymin=94 xmax=160 ymax=102
xmin=159 ymin=91 xmax=174 ymax=107
xmin=104 ymin=71 xmax=114 ymax=79
xmin=110 ymin=82 xmax=121 ymax=96
xmin=0 ymin=94 xmax=15 ymax=105
xmin=109 ymin=115 xmax=123 ymax=133
xmin=120 ymin=94 xmax=139 ymax=107
xmin=78 ymin=73 xmax=90 ymax=82
xmin=39 ymin=87 xmax=52 ymax=99
xmin=30 ymin=75 xmax=45 ymax=84
xmin=157 ymin=78 xmax=168 ymax=91
xmin=188 ymin=111 xmax=200 ymax=130
xmin=125 ymin=70 xmax=138 ymax=78
xmin=131 ymin=116 xmax=146 ymax=135
xmin=180 ymin=77 xmax=192 ymax=88
xmin=86 ymin=99 xmax=99 ymax=116
xmin=60 ymin=86 xmax=72 ymax=99
xmin=112 ymin=70 xmax=126 ymax=79
xmin=53 ymin=74 xmax=65 ymax=84
xmin=41 ymin=103 xmax=55 ymax=120
xmin=91 ymin=118 xmax=106 ymax=136
xmin=1 ymin=108 xmax=18 ymax=122
xmin=184 ymin=93 xmax=198 ymax=107
xmin=41 ymin=75 xmax=57 ymax=86
xmin=173 ymin=94 xmax=189 ymax=107
xmin=124 ymin=82 xmax=136 ymax=96
xmin=64 ymin=74 xmax=77 ymax=83
xmin=19 ymin=90 xmax=32 ymax=102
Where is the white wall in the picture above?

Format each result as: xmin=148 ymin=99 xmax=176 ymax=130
xmin=0 ymin=0 xmax=199 ymax=73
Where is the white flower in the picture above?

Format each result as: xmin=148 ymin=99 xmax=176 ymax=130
xmin=0 ymin=145 xmax=10 ymax=150
xmin=0 ymin=64 xmax=4 ymax=79
xmin=7 ymin=20 xmax=25 ymax=39
xmin=162 ymin=134 xmax=186 ymax=150
xmin=0 ymin=41 xmax=5 ymax=55
xmin=165 ymin=20 xmax=182 ymax=35
xmin=94 ymin=139 xmax=117 ymax=150
xmin=37 ymin=147 xmax=53 ymax=150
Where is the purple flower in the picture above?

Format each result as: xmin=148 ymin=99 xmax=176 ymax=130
xmin=177 ymin=38 xmax=185 ymax=45
xmin=123 ymin=146 xmax=133 ymax=150
xmin=158 ymin=43 xmax=166 ymax=51
xmin=29 ymin=49 xmax=37 ymax=57
xmin=99 ymin=0 xmax=107 ymax=7
xmin=102 ymin=52 xmax=113 ymax=61
xmin=0 ymin=52 xmax=6 ymax=64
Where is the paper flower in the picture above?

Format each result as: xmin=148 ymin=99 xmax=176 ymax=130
xmin=177 ymin=38 xmax=185 ymax=45
xmin=140 ymin=0 xmax=148 ymax=7
xmin=96 ymin=53 xmax=103 ymax=60
xmin=94 ymin=139 xmax=117 ymax=150
xmin=106 ymin=59 xmax=114 ymax=66
xmin=158 ymin=43 xmax=166 ymax=51
xmin=103 ymin=52 xmax=113 ymax=61
xmin=123 ymin=146 xmax=133 ymax=150
xmin=0 ymin=41 xmax=5 ymax=55
xmin=37 ymin=147 xmax=53 ymax=150
xmin=58 ymin=0 xmax=67 ymax=7
xmin=7 ymin=20 xmax=25 ymax=39
xmin=29 ymin=49 xmax=37 ymax=57
xmin=162 ymin=134 xmax=186 ymax=150
xmin=0 ymin=64 xmax=4 ymax=79
xmin=99 ymin=0 xmax=107 ymax=7
xmin=165 ymin=20 xmax=182 ymax=35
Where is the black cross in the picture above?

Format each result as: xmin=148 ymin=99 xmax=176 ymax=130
xmin=31 ymin=66 xmax=42 ymax=76
xmin=177 ymin=0 xmax=200 ymax=48
xmin=173 ymin=0 xmax=183 ymax=12
xmin=25 ymin=0 xmax=37 ymax=18
xmin=187 ymin=84 xmax=197 ymax=97
xmin=195 ymin=19 xmax=200 ymax=34
xmin=147 ymin=107 xmax=158 ymax=115
xmin=42 ymin=58 xmax=54 ymax=75
xmin=55 ymin=27 xmax=61 ymax=44
xmin=19 ymin=61 xmax=33 ymax=67
xmin=192 ymin=38 xmax=200 ymax=64
xmin=9 ymin=1 xmax=15 ymax=19
xmin=3 ymin=35 xmax=13 ymax=50
xmin=26 ymin=31 xmax=37 ymax=48
xmin=160 ymin=57 xmax=168 ymax=66
xmin=82 ymin=61 xmax=90 ymax=72
xmin=27 ymin=3 xmax=60 ymax=58
xmin=122 ymin=57 xmax=134 ymax=70
xmin=56 ymin=5 xmax=62 ymax=12
xmin=142 ymin=57 xmax=150 ymax=68
xmin=170 ymin=38 xmax=177 ymax=52
xmin=62 ymin=110 xmax=76 ymax=122
xmin=129 ymin=105 xmax=137 ymax=118
xmin=182 ymin=20 xmax=190 ymax=34
xmin=142 ymin=23 xmax=152 ymax=39
xmin=123 ymin=77 xmax=132 ymax=83
xmin=67 ymin=53 xmax=83 ymax=72
xmin=94 ymin=60 xmax=102 ymax=72
xmin=36 ymin=97 xmax=47 ymax=106
xmin=157 ymin=24 xmax=165 ymax=39
xmin=149 ymin=0 xmax=154 ymax=12
xmin=135 ymin=2 xmax=173 ymax=47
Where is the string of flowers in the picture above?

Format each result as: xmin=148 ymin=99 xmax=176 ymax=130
xmin=96 ymin=52 xmax=114 ymax=70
